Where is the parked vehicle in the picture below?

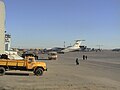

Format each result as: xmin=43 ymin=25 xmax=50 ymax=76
xmin=22 ymin=53 xmax=38 ymax=60
xmin=0 ymin=55 xmax=47 ymax=76
xmin=48 ymin=52 xmax=57 ymax=60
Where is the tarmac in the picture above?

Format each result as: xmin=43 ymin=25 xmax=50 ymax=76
xmin=0 ymin=50 xmax=120 ymax=90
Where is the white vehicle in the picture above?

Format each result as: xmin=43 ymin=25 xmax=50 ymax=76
xmin=48 ymin=52 xmax=57 ymax=60
xmin=61 ymin=40 xmax=84 ymax=53
xmin=5 ymin=51 xmax=23 ymax=60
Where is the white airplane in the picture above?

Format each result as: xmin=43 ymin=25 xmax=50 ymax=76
xmin=61 ymin=40 xmax=84 ymax=53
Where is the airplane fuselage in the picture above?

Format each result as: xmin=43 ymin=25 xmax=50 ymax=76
xmin=61 ymin=46 xmax=80 ymax=52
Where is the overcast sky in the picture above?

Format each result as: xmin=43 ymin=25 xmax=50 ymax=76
xmin=5 ymin=0 xmax=120 ymax=49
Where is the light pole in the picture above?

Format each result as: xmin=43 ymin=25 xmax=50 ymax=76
xmin=64 ymin=41 xmax=65 ymax=48
xmin=96 ymin=45 xmax=103 ymax=50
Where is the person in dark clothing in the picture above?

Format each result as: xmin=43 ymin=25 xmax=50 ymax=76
xmin=76 ymin=58 xmax=79 ymax=65
xmin=85 ymin=55 xmax=87 ymax=60
xmin=83 ymin=55 xmax=85 ymax=60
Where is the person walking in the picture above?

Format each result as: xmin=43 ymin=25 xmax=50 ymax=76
xmin=83 ymin=55 xmax=85 ymax=60
xmin=85 ymin=55 xmax=87 ymax=60
xmin=76 ymin=58 xmax=79 ymax=65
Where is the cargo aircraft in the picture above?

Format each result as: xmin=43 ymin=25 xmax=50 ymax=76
xmin=60 ymin=40 xmax=84 ymax=53
xmin=43 ymin=40 xmax=84 ymax=54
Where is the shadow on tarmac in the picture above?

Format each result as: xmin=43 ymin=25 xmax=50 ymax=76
xmin=5 ymin=72 xmax=33 ymax=76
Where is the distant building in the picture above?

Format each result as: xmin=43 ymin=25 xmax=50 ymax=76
xmin=5 ymin=34 xmax=11 ymax=51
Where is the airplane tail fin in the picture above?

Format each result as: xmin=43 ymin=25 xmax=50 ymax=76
xmin=73 ymin=40 xmax=82 ymax=48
